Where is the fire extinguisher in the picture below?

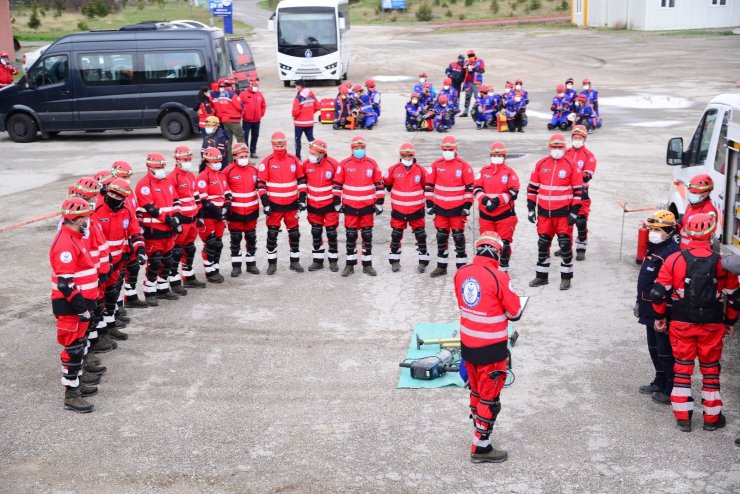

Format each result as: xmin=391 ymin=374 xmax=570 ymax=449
xmin=636 ymin=226 xmax=649 ymax=265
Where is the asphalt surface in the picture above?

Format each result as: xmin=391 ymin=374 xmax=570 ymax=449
xmin=1 ymin=18 xmax=739 ymax=494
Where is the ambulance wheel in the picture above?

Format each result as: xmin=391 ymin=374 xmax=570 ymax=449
xmin=559 ymin=122 xmax=570 ymax=131
xmin=547 ymin=123 xmax=554 ymax=130
xmin=283 ymin=80 xmax=291 ymax=88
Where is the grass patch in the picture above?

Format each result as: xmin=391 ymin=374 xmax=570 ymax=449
xmin=11 ymin=1 xmax=252 ymax=43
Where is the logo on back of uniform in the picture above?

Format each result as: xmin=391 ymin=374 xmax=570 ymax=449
xmin=461 ymin=277 xmax=481 ymax=308
xmin=455 ymin=170 xmax=462 ymax=178
xmin=501 ymin=175 xmax=509 ymax=184
xmin=558 ymin=169 xmax=567 ymax=179
xmin=198 ymin=180 xmax=207 ymax=188
xmin=60 ymin=251 xmax=73 ymax=264
xmin=140 ymin=186 xmax=151 ymax=196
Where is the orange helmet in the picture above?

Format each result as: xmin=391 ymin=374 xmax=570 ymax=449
xmin=145 ymin=153 xmax=167 ymax=169
xmin=556 ymin=84 xmax=565 ymax=93
xmin=687 ymin=174 xmax=714 ymax=193
xmin=271 ymin=131 xmax=287 ymax=148
xmin=351 ymin=135 xmax=366 ymax=149
xmin=489 ymin=141 xmax=507 ymax=156
xmin=107 ymin=178 xmax=132 ymax=197
xmin=111 ymin=161 xmax=133 ymax=178
xmin=309 ymin=139 xmax=328 ymax=154
xmin=443 ymin=77 xmax=452 ymax=86
xmin=365 ymin=79 xmax=375 ymax=88
xmin=572 ymin=125 xmax=588 ymax=139
xmin=174 ymin=146 xmax=192 ymax=160
xmin=684 ymin=213 xmax=716 ymax=241
xmin=72 ymin=177 xmax=101 ymax=199
xmin=475 ymin=231 xmax=503 ymax=252
xmin=441 ymin=135 xmax=458 ymax=150
xmin=232 ymin=142 xmax=249 ymax=157
xmin=60 ymin=197 xmax=93 ymax=221
xmin=202 ymin=147 xmax=223 ymax=162
xmin=438 ymin=95 xmax=448 ymax=105
xmin=548 ymin=134 xmax=567 ymax=148
xmin=399 ymin=142 xmax=416 ymax=157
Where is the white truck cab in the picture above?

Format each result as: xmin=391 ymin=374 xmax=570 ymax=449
xmin=666 ymin=93 xmax=740 ymax=252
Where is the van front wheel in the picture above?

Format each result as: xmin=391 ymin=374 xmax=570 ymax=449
xmin=160 ymin=112 xmax=191 ymax=141
xmin=7 ymin=113 xmax=38 ymax=143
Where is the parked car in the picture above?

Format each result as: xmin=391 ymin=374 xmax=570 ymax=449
xmin=22 ymin=44 xmax=50 ymax=72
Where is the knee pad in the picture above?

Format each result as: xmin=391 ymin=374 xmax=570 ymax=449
xmin=576 ymin=215 xmax=587 ymax=229
xmin=501 ymin=239 xmax=512 ymax=258
xmin=436 ymin=228 xmax=449 ymax=243
xmin=361 ymin=227 xmax=373 ymax=244
xmin=413 ymin=227 xmax=427 ymax=244
xmin=245 ymin=230 xmax=257 ymax=243
xmin=215 ymin=238 xmax=224 ymax=251
xmin=557 ymin=234 xmax=572 ymax=252
xmin=451 ymin=229 xmax=465 ymax=246
xmin=311 ymin=224 xmax=323 ymax=238
xmin=537 ymin=234 xmax=551 ymax=251
xmin=184 ymin=242 xmax=196 ymax=257
xmin=326 ymin=226 xmax=338 ymax=242
xmin=346 ymin=227 xmax=358 ymax=243
xmin=391 ymin=228 xmax=404 ymax=244
xmin=171 ymin=244 xmax=183 ymax=260
xmin=64 ymin=340 xmax=86 ymax=364
xmin=205 ymin=235 xmax=220 ymax=251
xmin=288 ymin=227 xmax=300 ymax=240
xmin=147 ymin=251 xmax=163 ymax=272
xmin=489 ymin=397 xmax=501 ymax=419
xmin=230 ymin=231 xmax=243 ymax=245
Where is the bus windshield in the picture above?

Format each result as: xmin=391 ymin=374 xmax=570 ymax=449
xmin=278 ymin=7 xmax=337 ymax=57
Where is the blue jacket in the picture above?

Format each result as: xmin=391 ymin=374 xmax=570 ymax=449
xmin=636 ymin=235 xmax=680 ymax=323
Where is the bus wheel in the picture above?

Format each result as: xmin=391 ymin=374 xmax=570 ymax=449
xmin=160 ymin=112 xmax=191 ymax=141
xmin=334 ymin=79 xmax=341 ymax=86
xmin=7 ymin=113 xmax=38 ymax=143
xmin=283 ymin=80 xmax=291 ymax=88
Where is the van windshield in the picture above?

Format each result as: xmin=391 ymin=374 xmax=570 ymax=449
xmin=213 ymin=37 xmax=232 ymax=79
xmin=228 ymin=39 xmax=255 ymax=72
xmin=278 ymin=7 xmax=337 ymax=57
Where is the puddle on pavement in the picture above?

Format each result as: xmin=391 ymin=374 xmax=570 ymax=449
xmin=600 ymin=95 xmax=693 ymax=109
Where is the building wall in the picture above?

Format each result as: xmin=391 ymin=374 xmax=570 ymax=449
xmin=0 ymin=0 xmax=14 ymax=60
xmin=575 ymin=0 xmax=740 ymax=30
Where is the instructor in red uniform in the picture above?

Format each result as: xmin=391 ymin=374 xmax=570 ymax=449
xmin=454 ymin=231 xmax=521 ymax=464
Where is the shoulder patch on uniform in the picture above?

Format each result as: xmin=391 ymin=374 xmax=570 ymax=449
xmin=455 ymin=169 xmax=462 ymax=178
xmin=258 ymin=163 xmax=265 ymax=172
xmin=501 ymin=175 xmax=509 ymax=184
xmin=558 ymin=169 xmax=567 ymax=179
xmin=140 ymin=186 xmax=151 ymax=196
xmin=60 ymin=251 xmax=73 ymax=264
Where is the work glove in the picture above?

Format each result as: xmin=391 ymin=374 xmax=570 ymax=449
xmin=78 ymin=310 xmax=91 ymax=322
xmin=482 ymin=196 xmax=499 ymax=212
xmin=260 ymin=195 xmax=272 ymax=216
xmin=567 ymin=212 xmax=578 ymax=226
xmin=633 ymin=303 xmax=639 ymax=318
xmin=461 ymin=206 xmax=471 ymax=217
xmin=197 ymin=216 xmax=205 ymax=228
xmin=136 ymin=248 xmax=146 ymax=265
xmin=374 ymin=203 xmax=383 ymax=216
xmin=583 ymin=172 xmax=592 ymax=183
xmin=527 ymin=209 xmax=537 ymax=224
xmin=426 ymin=200 xmax=435 ymax=216
xmin=165 ymin=215 xmax=182 ymax=233
xmin=333 ymin=195 xmax=342 ymax=213
xmin=298 ymin=192 xmax=307 ymax=212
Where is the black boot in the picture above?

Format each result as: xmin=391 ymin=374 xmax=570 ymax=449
xmin=206 ymin=272 xmax=225 ymax=283
xmin=363 ymin=265 xmax=377 ymax=276
xmin=183 ymin=276 xmax=207 ymax=288
xmin=329 ymin=260 xmax=339 ymax=273
xmin=64 ymin=387 xmax=94 ymax=413
xmin=430 ymin=267 xmax=447 ymax=278
xmin=290 ymin=261 xmax=305 ymax=273
xmin=341 ymin=265 xmax=354 ymax=277
xmin=246 ymin=264 xmax=260 ymax=275
xmin=308 ymin=260 xmax=324 ymax=271
xmin=560 ymin=279 xmax=571 ymax=291
xmin=529 ymin=277 xmax=549 ymax=287
xmin=79 ymin=385 xmax=98 ymax=397
xmin=470 ymin=447 xmax=508 ymax=464
xmin=391 ymin=262 xmax=401 ymax=273
xmin=108 ymin=326 xmax=129 ymax=341
xmin=703 ymin=414 xmax=726 ymax=431
xmin=231 ymin=265 xmax=242 ymax=277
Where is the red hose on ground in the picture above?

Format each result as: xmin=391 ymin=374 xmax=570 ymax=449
xmin=0 ymin=212 xmax=58 ymax=233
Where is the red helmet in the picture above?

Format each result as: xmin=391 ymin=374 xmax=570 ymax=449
xmin=61 ymin=197 xmax=94 ymax=221
xmin=203 ymin=147 xmax=223 ymax=162
xmin=479 ymin=85 xmax=489 ymax=93
xmin=505 ymin=81 xmax=513 ymax=89
xmin=489 ymin=141 xmax=507 ymax=156
xmin=145 ymin=152 xmax=167 ymax=169
xmin=342 ymin=81 xmax=352 ymax=89
xmin=548 ymin=134 xmax=567 ymax=148
xmin=271 ymin=131 xmax=287 ymax=147
xmin=410 ymin=92 xmax=420 ymax=99
xmin=556 ymin=84 xmax=565 ymax=93
xmin=351 ymin=135 xmax=366 ymax=149
xmin=438 ymin=95 xmax=448 ymax=105
xmin=687 ymin=174 xmax=714 ymax=193
xmin=423 ymin=82 xmax=431 ymax=89
xmin=232 ymin=142 xmax=249 ymax=157
xmin=582 ymin=77 xmax=591 ymax=84
xmin=466 ymin=49 xmax=475 ymax=57
xmin=572 ymin=125 xmax=588 ymax=139
xmin=353 ymin=85 xmax=363 ymax=93
xmin=174 ymin=146 xmax=192 ymax=160
xmin=576 ymin=94 xmax=587 ymax=102
xmin=399 ymin=142 xmax=416 ymax=157
xmin=515 ymin=79 xmax=523 ymax=85
xmin=365 ymin=79 xmax=375 ymax=88
xmin=684 ymin=213 xmax=716 ymax=241
xmin=514 ymin=90 xmax=524 ymax=97
xmin=94 ymin=170 xmax=115 ymax=186
xmin=111 ymin=161 xmax=133 ymax=178
xmin=566 ymin=77 xmax=574 ymax=85
xmin=441 ymin=135 xmax=458 ymax=150
xmin=443 ymin=77 xmax=452 ymax=86
xmin=107 ymin=178 xmax=132 ymax=197
xmin=475 ymin=231 xmax=503 ymax=252
xmin=309 ymin=139 xmax=328 ymax=154
xmin=217 ymin=77 xmax=227 ymax=86
xmin=72 ymin=177 xmax=101 ymax=199
xmin=339 ymin=86 xmax=349 ymax=95
xmin=419 ymin=71 xmax=428 ymax=78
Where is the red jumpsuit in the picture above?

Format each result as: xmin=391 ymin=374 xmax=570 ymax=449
xmin=334 ymin=155 xmax=384 ymax=267
xmin=196 ymin=167 xmax=230 ymax=277
xmin=223 ymin=161 xmax=260 ymax=270
xmin=565 ymin=145 xmax=597 ymax=255
xmin=50 ymin=225 xmax=99 ymax=388
xmin=454 ymin=255 xmax=520 ymax=453
xmin=0 ymin=62 xmax=18 ymax=86
xmin=135 ymin=174 xmax=181 ymax=297
xmin=384 ymin=160 xmax=429 ymax=268
xmin=473 ymin=162 xmax=520 ymax=271
xmin=679 ymin=200 xmax=719 ymax=248
xmin=526 ymin=155 xmax=583 ymax=282
xmin=257 ymin=151 xmax=305 ymax=265
xmin=86 ymin=218 xmax=111 ymax=340
xmin=653 ymin=241 xmax=738 ymax=426
xmin=304 ymin=155 xmax=340 ymax=265
xmin=168 ymin=166 xmax=201 ymax=283
xmin=426 ymin=156 xmax=475 ymax=269
xmin=93 ymin=198 xmax=143 ymax=331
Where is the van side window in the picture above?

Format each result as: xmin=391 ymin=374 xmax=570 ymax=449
xmin=687 ymin=109 xmax=718 ymax=167
xmin=143 ymin=51 xmax=206 ymax=83
xmin=713 ymin=110 xmax=730 ymax=174
xmin=79 ymin=54 xmax=135 ymax=86
xmin=29 ymin=55 xmax=68 ymax=87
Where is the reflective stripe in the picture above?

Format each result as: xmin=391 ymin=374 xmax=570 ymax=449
xmin=671 ymin=401 xmax=694 ymax=412
xmin=308 ymin=185 xmax=333 ymax=193
xmin=388 ymin=253 xmax=401 ymax=260
xmin=181 ymin=205 xmax=198 ymax=212
xmin=536 ymin=265 xmax=550 ymax=273
xmin=704 ymin=405 xmax=722 ymax=415
xmin=344 ymin=194 xmax=377 ymax=201
xmin=392 ymin=199 xmax=425 ymax=207
xmin=107 ymin=239 xmax=125 ymax=246
xmin=459 ymin=324 xmax=509 ymax=340
xmin=110 ymin=249 xmax=123 ymax=257
xmin=541 ymin=194 xmax=574 ymax=201
xmin=539 ymin=185 xmax=572 ymax=191
xmin=460 ymin=308 xmax=507 ymax=324
xmin=294 ymin=119 xmax=314 ymax=125
xmin=74 ymin=268 xmax=97 ymax=278
xmin=671 ymin=388 xmax=692 ymax=397
xmin=343 ymin=184 xmax=375 ymax=192
xmin=308 ymin=194 xmax=334 ymax=202
xmin=701 ymin=390 xmax=721 ymax=401
xmin=434 ymin=194 xmax=466 ymax=201
xmin=269 ymin=191 xmax=298 ymax=198
xmin=267 ymin=251 xmax=278 ymax=260
xmin=266 ymin=181 xmax=298 ymax=187
xmin=232 ymin=191 xmax=258 ymax=198
xmin=434 ymin=185 xmax=466 ymax=192
xmin=391 ymin=190 xmax=423 ymax=197
xmin=232 ymin=200 xmax=259 ymax=208
xmin=346 ymin=254 xmax=357 ymax=261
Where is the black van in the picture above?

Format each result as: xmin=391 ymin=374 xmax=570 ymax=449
xmin=0 ymin=26 xmax=235 ymax=142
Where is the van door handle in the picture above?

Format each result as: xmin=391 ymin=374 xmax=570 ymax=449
xmin=60 ymin=89 xmax=70 ymax=95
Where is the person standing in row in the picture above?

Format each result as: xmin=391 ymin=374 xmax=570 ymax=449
xmin=224 ymin=143 xmax=261 ymax=277
xmin=292 ymin=80 xmax=320 ymax=161
xmin=240 ymin=78 xmax=266 ymax=159
xmin=304 ymin=139 xmax=341 ymax=273
xmin=196 ymin=147 xmax=231 ymax=284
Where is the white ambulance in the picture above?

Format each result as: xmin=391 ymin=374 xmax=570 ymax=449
xmin=666 ymin=93 xmax=740 ymax=251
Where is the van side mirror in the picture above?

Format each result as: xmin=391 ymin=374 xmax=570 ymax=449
xmin=268 ymin=14 xmax=275 ymax=32
xmin=338 ymin=17 xmax=346 ymax=30
xmin=666 ymin=137 xmax=684 ymax=166
xmin=26 ymin=76 xmax=36 ymax=89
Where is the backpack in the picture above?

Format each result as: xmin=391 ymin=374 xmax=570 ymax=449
xmin=672 ymin=250 xmax=723 ymax=324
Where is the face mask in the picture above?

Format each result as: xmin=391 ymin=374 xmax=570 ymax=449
xmin=648 ymin=231 xmax=666 ymax=244
xmin=557 ymin=93 xmax=565 ymax=98
xmin=251 ymin=86 xmax=259 ymax=92
xmin=210 ymin=162 xmax=222 ymax=171
xmin=105 ymin=194 xmax=125 ymax=211
xmin=572 ymin=139 xmax=584 ymax=149
xmin=443 ymin=85 xmax=450 ymax=90
xmin=273 ymin=147 xmax=287 ymax=158
xmin=491 ymin=156 xmax=504 ymax=165
xmin=411 ymin=99 xmax=418 ymax=104
xmin=514 ymin=97 xmax=522 ymax=103
xmin=419 ymin=78 xmax=426 ymax=84
xmin=237 ymin=158 xmax=249 ymax=167
xmin=401 ymin=158 xmax=414 ymax=167
xmin=566 ymin=83 xmax=573 ymax=89
xmin=504 ymin=88 xmax=511 ymax=94
xmin=442 ymin=150 xmax=455 ymax=161
xmin=308 ymin=154 xmax=321 ymax=164
xmin=77 ymin=218 xmax=90 ymax=235
xmin=688 ymin=192 xmax=705 ymax=205
xmin=550 ymin=149 xmax=565 ymax=160
xmin=153 ymin=169 xmax=166 ymax=179
xmin=205 ymin=127 xmax=216 ymax=135
xmin=353 ymin=149 xmax=366 ymax=159
xmin=515 ymin=85 xmax=522 ymax=90
xmin=179 ymin=161 xmax=193 ymax=172
xmin=583 ymin=85 xmax=590 ymax=90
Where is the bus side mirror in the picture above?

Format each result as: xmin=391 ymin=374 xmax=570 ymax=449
xmin=666 ymin=137 xmax=684 ymax=166
xmin=268 ymin=14 xmax=275 ymax=32
xmin=338 ymin=17 xmax=346 ymax=30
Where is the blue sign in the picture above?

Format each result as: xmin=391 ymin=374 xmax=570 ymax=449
xmin=381 ymin=0 xmax=407 ymax=9
xmin=209 ymin=0 xmax=233 ymax=34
